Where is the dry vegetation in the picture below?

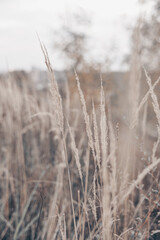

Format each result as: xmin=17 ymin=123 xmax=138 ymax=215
xmin=0 ymin=42 xmax=160 ymax=240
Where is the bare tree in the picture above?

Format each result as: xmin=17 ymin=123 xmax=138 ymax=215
xmin=53 ymin=12 xmax=91 ymax=72
xmin=140 ymin=0 xmax=160 ymax=71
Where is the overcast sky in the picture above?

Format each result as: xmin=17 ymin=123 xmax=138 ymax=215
xmin=0 ymin=0 xmax=153 ymax=72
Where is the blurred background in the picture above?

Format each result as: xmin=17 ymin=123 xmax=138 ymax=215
xmin=1 ymin=0 xmax=158 ymax=123
xmin=0 ymin=0 xmax=153 ymax=72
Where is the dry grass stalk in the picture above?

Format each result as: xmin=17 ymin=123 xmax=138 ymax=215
xmin=120 ymin=157 xmax=160 ymax=206
xmin=92 ymin=100 xmax=101 ymax=170
xmin=144 ymin=68 xmax=160 ymax=128
xmin=99 ymin=79 xmax=112 ymax=239
xmin=40 ymin=45 xmax=78 ymax=240
xmin=75 ymin=71 xmax=96 ymax=163
xmin=131 ymin=76 xmax=160 ymax=129
xmin=67 ymin=121 xmax=83 ymax=190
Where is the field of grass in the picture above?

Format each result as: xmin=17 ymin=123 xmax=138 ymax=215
xmin=0 ymin=44 xmax=160 ymax=240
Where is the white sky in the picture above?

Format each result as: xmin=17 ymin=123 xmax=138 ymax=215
xmin=0 ymin=0 xmax=153 ymax=72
